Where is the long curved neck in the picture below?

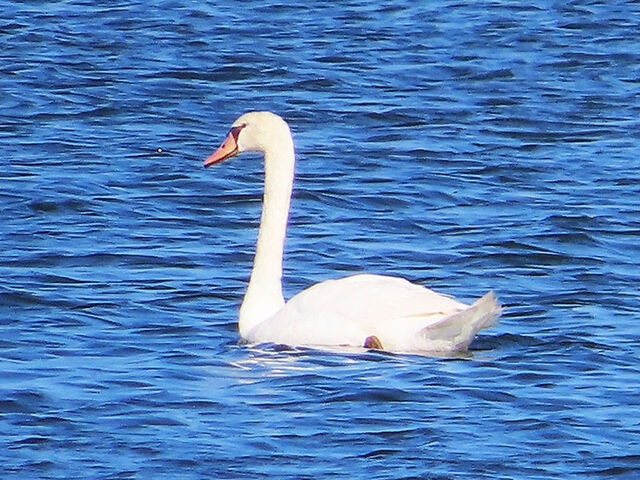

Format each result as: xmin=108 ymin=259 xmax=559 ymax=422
xmin=238 ymin=136 xmax=295 ymax=338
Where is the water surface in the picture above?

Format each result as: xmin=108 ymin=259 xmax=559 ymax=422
xmin=2 ymin=1 xmax=640 ymax=478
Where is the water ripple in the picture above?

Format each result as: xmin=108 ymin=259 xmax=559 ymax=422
xmin=2 ymin=0 xmax=640 ymax=478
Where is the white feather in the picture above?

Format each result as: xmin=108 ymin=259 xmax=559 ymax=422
xmin=205 ymin=111 xmax=501 ymax=353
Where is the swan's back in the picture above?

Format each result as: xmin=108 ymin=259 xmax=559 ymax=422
xmin=245 ymin=274 xmax=500 ymax=353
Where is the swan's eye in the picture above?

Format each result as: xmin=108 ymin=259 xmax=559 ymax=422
xmin=230 ymin=123 xmax=247 ymax=141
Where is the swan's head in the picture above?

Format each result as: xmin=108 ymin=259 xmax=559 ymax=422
xmin=204 ymin=111 xmax=292 ymax=167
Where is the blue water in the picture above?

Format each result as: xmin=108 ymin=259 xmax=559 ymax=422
xmin=2 ymin=1 xmax=640 ymax=478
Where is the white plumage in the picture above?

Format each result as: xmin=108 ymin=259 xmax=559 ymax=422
xmin=204 ymin=111 xmax=501 ymax=354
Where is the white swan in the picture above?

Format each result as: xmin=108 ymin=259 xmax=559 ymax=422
xmin=204 ymin=111 xmax=501 ymax=353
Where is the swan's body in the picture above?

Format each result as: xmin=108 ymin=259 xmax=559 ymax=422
xmin=204 ymin=111 xmax=501 ymax=353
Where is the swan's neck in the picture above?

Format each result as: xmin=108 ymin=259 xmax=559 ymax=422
xmin=238 ymin=139 xmax=295 ymax=338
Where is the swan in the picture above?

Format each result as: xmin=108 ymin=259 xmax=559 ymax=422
xmin=204 ymin=111 xmax=501 ymax=353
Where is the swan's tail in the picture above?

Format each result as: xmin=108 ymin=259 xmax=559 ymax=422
xmin=419 ymin=291 xmax=502 ymax=351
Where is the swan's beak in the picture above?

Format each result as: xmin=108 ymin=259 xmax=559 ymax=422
xmin=204 ymin=131 xmax=239 ymax=167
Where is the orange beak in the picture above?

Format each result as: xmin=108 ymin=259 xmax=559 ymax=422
xmin=204 ymin=130 xmax=239 ymax=167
